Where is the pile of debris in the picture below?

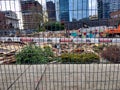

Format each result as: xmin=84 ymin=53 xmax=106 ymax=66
xmin=0 ymin=50 xmax=16 ymax=64
xmin=0 ymin=42 xmax=24 ymax=64
xmin=50 ymin=43 xmax=85 ymax=56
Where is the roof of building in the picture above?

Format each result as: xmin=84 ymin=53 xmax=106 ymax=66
xmin=21 ymin=0 xmax=41 ymax=6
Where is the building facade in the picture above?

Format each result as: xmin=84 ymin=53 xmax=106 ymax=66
xmin=55 ymin=0 xmax=89 ymax=22
xmin=110 ymin=10 xmax=120 ymax=26
xmin=97 ymin=0 xmax=110 ymax=19
xmin=46 ymin=1 xmax=56 ymax=21
xmin=0 ymin=12 xmax=6 ymax=30
xmin=97 ymin=0 xmax=103 ymax=19
xmin=59 ymin=0 xmax=69 ymax=22
xmin=21 ymin=0 xmax=43 ymax=29
xmin=97 ymin=0 xmax=120 ymax=19
xmin=110 ymin=10 xmax=120 ymax=19
xmin=69 ymin=0 xmax=89 ymax=21
xmin=43 ymin=10 xmax=48 ymax=23
xmin=109 ymin=0 xmax=120 ymax=12
xmin=0 ymin=11 xmax=19 ymax=30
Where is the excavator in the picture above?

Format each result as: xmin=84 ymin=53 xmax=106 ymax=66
xmin=104 ymin=22 xmax=120 ymax=38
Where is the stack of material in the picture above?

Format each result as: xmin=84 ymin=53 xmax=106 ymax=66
xmin=0 ymin=42 xmax=25 ymax=64
xmin=0 ymin=50 xmax=16 ymax=64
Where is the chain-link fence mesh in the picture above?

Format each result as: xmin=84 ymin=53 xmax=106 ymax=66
xmin=0 ymin=0 xmax=120 ymax=90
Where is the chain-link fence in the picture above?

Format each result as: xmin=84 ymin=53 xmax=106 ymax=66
xmin=0 ymin=0 xmax=120 ymax=90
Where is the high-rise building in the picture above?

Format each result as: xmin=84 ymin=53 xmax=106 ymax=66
xmin=55 ymin=0 xmax=89 ymax=22
xmin=69 ymin=0 xmax=89 ymax=21
xmin=97 ymin=0 xmax=110 ymax=19
xmin=59 ymin=0 xmax=69 ymax=22
xmin=97 ymin=0 xmax=103 ymax=19
xmin=109 ymin=0 xmax=120 ymax=12
xmin=20 ymin=0 xmax=43 ymax=29
xmin=46 ymin=1 xmax=56 ymax=21
xmin=55 ymin=0 xmax=60 ymax=21
xmin=97 ymin=0 xmax=120 ymax=19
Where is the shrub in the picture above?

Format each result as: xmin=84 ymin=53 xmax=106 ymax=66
xmin=93 ymin=44 xmax=106 ymax=53
xmin=15 ymin=45 xmax=54 ymax=64
xmin=38 ymin=26 xmax=46 ymax=32
xmin=61 ymin=53 xmax=100 ymax=64
xmin=43 ymin=46 xmax=54 ymax=62
xmin=101 ymin=45 xmax=120 ymax=63
xmin=45 ymin=22 xmax=65 ymax=31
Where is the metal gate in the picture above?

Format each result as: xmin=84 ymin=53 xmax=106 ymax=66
xmin=0 ymin=0 xmax=120 ymax=90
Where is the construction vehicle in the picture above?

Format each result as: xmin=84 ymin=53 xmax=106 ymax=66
xmin=104 ymin=23 xmax=120 ymax=38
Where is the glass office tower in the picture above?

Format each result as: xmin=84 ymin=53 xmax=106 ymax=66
xmin=69 ymin=0 xmax=89 ymax=21
xmin=56 ymin=0 xmax=89 ymax=22
xmin=59 ymin=0 xmax=69 ymax=22
xmin=97 ymin=0 xmax=120 ymax=19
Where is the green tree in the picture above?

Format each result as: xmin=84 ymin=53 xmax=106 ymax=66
xmin=37 ymin=26 xmax=46 ymax=32
xmin=15 ymin=45 xmax=54 ymax=64
xmin=44 ymin=22 xmax=65 ymax=31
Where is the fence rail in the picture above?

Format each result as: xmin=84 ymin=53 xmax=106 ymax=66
xmin=1 ymin=37 xmax=120 ymax=43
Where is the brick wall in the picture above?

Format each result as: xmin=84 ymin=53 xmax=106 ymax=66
xmin=21 ymin=1 xmax=43 ymax=29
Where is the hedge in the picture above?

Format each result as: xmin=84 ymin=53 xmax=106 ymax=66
xmin=61 ymin=53 xmax=100 ymax=64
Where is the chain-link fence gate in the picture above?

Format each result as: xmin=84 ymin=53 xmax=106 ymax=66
xmin=0 ymin=0 xmax=120 ymax=90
